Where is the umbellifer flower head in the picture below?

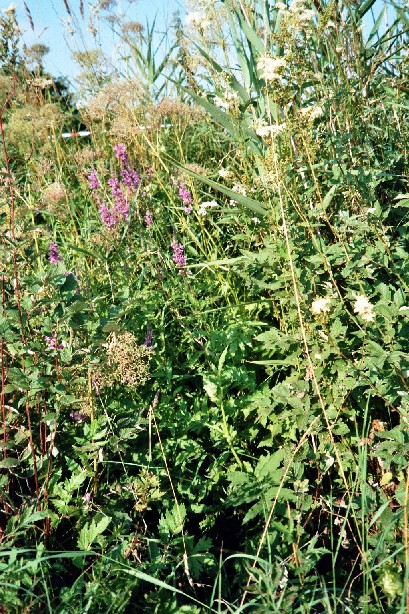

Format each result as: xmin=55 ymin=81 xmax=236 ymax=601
xmin=353 ymin=295 xmax=375 ymax=323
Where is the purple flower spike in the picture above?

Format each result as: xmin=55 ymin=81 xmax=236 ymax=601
xmin=144 ymin=210 xmax=153 ymax=227
xmin=121 ymin=166 xmax=140 ymax=190
xmin=49 ymin=242 xmax=63 ymax=264
xmin=171 ymin=240 xmax=191 ymax=275
xmin=171 ymin=241 xmax=186 ymax=267
xmin=88 ymin=168 xmax=100 ymax=191
xmin=45 ymin=332 xmax=63 ymax=350
xmin=178 ymin=183 xmax=193 ymax=207
xmin=113 ymin=143 xmax=128 ymax=164
xmin=113 ymin=144 xmax=140 ymax=190
xmin=108 ymin=177 xmax=130 ymax=222
xmin=99 ymin=203 xmax=119 ymax=229
xmin=143 ymin=326 xmax=155 ymax=347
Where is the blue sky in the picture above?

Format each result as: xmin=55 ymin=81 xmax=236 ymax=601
xmin=4 ymin=0 xmax=185 ymax=86
xmin=3 ymin=0 xmax=391 ymax=89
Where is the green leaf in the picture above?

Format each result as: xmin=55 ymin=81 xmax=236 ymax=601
xmin=77 ymin=515 xmax=111 ymax=551
xmin=159 ymin=503 xmax=186 ymax=536
xmin=0 ymin=457 xmax=20 ymax=469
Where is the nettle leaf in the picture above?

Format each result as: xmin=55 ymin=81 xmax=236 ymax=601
xmin=203 ymin=376 xmax=218 ymax=403
xmin=64 ymin=470 xmax=88 ymax=494
xmin=243 ymin=487 xmax=297 ymax=524
xmin=77 ymin=515 xmax=111 ymax=551
xmin=366 ymin=340 xmax=388 ymax=369
xmin=159 ymin=503 xmax=186 ymax=537
xmin=244 ymin=388 xmax=274 ymax=424
xmin=186 ymin=536 xmax=214 ymax=580
xmin=51 ymin=501 xmax=80 ymax=516
xmin=7 ymin=367 xmax=30 ymax=390
xmin=330 ymin=318 xmax=348 ymax=339
xmin=254 ymin=450 xmax=286 ymax=481
xmin=227 ymin=471 xmax=250 ymax=487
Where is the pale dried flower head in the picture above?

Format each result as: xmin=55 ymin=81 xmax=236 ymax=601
xmin=41 ymin=182 xmax=68 ymax=216
xmin=300 ymin=106 xmax=323 ymax=120
xmin=42 ymin=182 xmax=66 ymax=203
xmin=185 ymin=11 xmax=210 ymax=30
xmin=353 ymin=295 xmax=375 ymax=323
xmin=28 ymin=77 xmax=54 ymax=89
xmin=105 ymin=331 xmax=152 ymax=388
xmin=155 ymin=99 xmax=206 ymax=123
xmin=83 ymin=79 xmax=145 ymax=123
xmin=122 ymin=21 xmax=144 ymax=35
xmin=74 ymin=145 xmax=103 ymax=168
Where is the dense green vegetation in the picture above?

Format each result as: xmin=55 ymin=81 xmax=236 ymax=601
xmin=1 ymin=0 xmax=409 ymax=611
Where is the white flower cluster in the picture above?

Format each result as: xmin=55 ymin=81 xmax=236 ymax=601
xmin=275 ymin=0 xmax=315 ymax=33
xmin=257 ymin=56 xmax=287 ymax=82
xmin=255 ymin=122 xmax=287 ymax=139
xmin=218 ymin=168 xmax=232 ymax=179
xmin=213 ymin=92 xmax=238 ymax=111
xmin=311 ymin=297 xmax=331 ymax=316
xmin=300 ymin=106 xmax=324 ymax=120
xmin=232 ymin=184 xmax=247 ymax=195
xmin=198 ymin=200 xmax=218 ymax=216
xmin=353 ymin=295 xmax=375 ymax=323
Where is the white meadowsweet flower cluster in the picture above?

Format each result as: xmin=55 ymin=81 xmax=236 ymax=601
xmin=255 ymin=122 xmax=287 ymax=139
xmin=311 ymin=297 xmax=331 ymax=316
xmin=257 ymin=56 xmax=287 ymax=82
xmin=198 ymin=200 xmax=218 ymax=216
xmin=218 ymin=168 xmax=232 ymax=179
xmin=232 ymin=184 xmax=246 ymax=195
xmin=275 ymin=0 xmax=316 ymax=34
xmin=353 ymin=295 xmax=375 ymax=323
xmin=230 ymin=183 xmax=247 ymax=207
xmin=213 ymin=92 xmax=238 ymax=111
xmin=300 ymin=106 xmax=324 ymax=120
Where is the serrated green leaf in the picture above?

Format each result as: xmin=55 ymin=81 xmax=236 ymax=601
xmin=77 ymin=515 xmax=111 ymax=551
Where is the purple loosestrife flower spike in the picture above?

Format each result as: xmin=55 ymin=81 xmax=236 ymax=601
xmin=99 ymin=203 xmax=119 ymax=229
xmin=108 ymin=177 xmax=130 ymax=222
xmin=113 ymin=143 xmax=140 ymax=190
xmin=143 ymin=327 xmax=155 ymax=346
xmin=178 ymin=183 xmax=193 ymax=207
xmin=49 ymin=242 xmax=63 ymax=264
xmin=88 ymin=168 xmax=100 ymax=191
xmin=121 ymin=166 xmax=140 ymax=190
xmin=171 ymin=240 xmax=186 ymax=267
xmin=171 ymin=240 xmax=191 ymax=275
xmin=113 ymin=143 xmax=128 ymax=164
xmin=45 ymin=332 xmax=63 ymax=350
xmin=144 ymin=210 xmax=153 ymax=227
